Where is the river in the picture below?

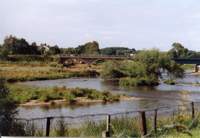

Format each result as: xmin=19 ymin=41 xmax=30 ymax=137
xmin=17 ymin=72 xmax=200 ymax=119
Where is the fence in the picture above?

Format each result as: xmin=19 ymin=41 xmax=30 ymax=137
xmin=15 ymin=101 xmax=200 ymax=137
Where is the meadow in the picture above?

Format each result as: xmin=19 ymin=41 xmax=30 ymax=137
xmin=0 ymin=61 xmax=100 ymax=82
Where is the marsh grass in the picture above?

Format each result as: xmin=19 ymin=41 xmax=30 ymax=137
xmin=8 ymin=84 xmax=120 ymax=104
xmin=0 ymin=61 xmax=100 ymax=82
xmin=119 ymin=77 xmax=159 ymax=87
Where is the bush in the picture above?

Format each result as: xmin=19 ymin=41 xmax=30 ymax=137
xmin=164 ymin=79 xmax=176 ymax=85
xmin=64 ymin=93 xmax=76 ymax=104
xmin=9 ymin=84 xmax=121 ymax=104
xmin=119 ymin=77 xmax=159 ymax=87
xmin=101 ymin=50 xmax=184 ymax=87
xmin=0 ymin=78 xmax=26 ymax=136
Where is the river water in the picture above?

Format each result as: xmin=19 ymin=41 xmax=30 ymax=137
xmin=17 ymin=72 xmax=200 ymax=119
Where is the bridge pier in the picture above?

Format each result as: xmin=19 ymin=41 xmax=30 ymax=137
xmin=195 ymin=64 xmax=199 ymax=72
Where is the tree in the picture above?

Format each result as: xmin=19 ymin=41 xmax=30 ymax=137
xmin=135 ymin=49 xmax=161 ymax=79
xmin=168 ymin=43 xmax=188 ymax=58
xmin=60 ymin=47 xmax=77 ymax=55
xmin=159 ymin=53 xmax=184 ymax=80
xmin=2 ymin=35 xmax=40 ymax=55
xmin=76 ymin=41 xmax=100 ymax=55
xmin=0 ymin=78 xmax=26 ymax=136
xmin=100 ymin=47 xmax=136 ymax=56
xmin=101 ymin=61 xmax=126 ymax=79
xmin=101 ymin=49 xmax=184 ymax=86
xmin=47 ymin=45 xmax=61 ymax=55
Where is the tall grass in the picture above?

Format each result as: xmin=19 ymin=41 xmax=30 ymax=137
xmin=8 ymin=84 xmax=120 ymax=104
xmin=0 ymin=61 xmax=100 ymax=82
xmin=18 ymin=112 xmax=200 ymax=137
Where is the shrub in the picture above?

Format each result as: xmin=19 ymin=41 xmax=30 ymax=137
xmin=119 ymin=77 xmax=159 ymax=87
xmin=164 ymin=79 xmax=176 ymax=85
xmin=64 ymin=92 xmax=76 ymax=104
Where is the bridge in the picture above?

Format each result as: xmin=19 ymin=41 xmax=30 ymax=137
xmin=58 ymin=55 xmax=133 ymax=66
xmin=172 ymin=58 xmax=200 ymax=72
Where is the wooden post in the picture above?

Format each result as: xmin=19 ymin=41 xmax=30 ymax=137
xmin=191 ymin=102 xmax=195 ymax=119
xmin=102 ymin=115 xmax=111 ymax=137
xmin=106 ymin=115 xmax=111 ymax=133
xmin=140 ymin=111 xmax=147 ymax=136
xmin=195 ymin=64 xmax=199 ymax=72
xmin=153 ymin=109 xmax=157 ymax=133
xmin=46 ymin=117 xmax=52 ymax=136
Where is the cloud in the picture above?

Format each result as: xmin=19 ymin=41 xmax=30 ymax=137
xmin=1 ymin=0 xmax=200 ymax=50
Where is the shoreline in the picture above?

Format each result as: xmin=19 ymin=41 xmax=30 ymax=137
xmin=19 ymin=96 xmax=141 ymax=107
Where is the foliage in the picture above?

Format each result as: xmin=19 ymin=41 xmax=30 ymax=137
xmin=101 ymin=49 xmax=184 ymax=86
xmin=76 ymin=41 xmax=100 ymax=55
xmin=100 ymin=61 xmax=126 ymax=79
xmin=168 ymin=42 xmax=200 ymax=58
xmin=19 ymin=111 xmax=200 ymax=137
xmin=100 ymin=47 xmax=136 ymax=56
xmin=8 ymin=85 xmax=121 ymax=104
xmin=119 ymin=77 xmax=159 ymax=87
xmin=46 ymin=45 xmax=61 ymax=55
xmin=163 ymin=79 xmax=176 ymax=85
xmin=0 ymin=78 xmax=26 ymax=136
xmin=1 ymin=35 xmax=61 ymax=56
xmin=2 ymin=35 xmax=40 ymax=55
xmin=60 ymin=47 xmax=77 ymax=55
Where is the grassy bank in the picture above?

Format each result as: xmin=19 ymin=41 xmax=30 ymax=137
xmin=17 ymin=111 xmax=200 ymax=137
xmin=119 ymin=77 xmax=159 ymax=87
xmin=8 ymin=84 xmax=121 ymax=105
xmin=0 ymin=61 xmax=100 ymax=82
xmin=182 ymin=64 xmax=195 ymax=71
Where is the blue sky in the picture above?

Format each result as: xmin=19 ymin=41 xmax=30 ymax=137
xmin=1 ymin=0 xmax=200 ymax=51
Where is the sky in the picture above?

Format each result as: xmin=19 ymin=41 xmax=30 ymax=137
xmin=1 ymin=0 xmax=200 ymax=51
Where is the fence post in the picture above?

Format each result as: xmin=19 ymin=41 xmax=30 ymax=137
xmin=140 ymin=111 xmax=147 ymax=136
xmin=46 ymin=117 xmax=52 ymax=137
xmin=191 ymin=102 xmax=195 ymax=119
xmin=153 ymin=109 xmax=157 ymax=133
xmin=102 ymin=114 xmax=111 ymax=137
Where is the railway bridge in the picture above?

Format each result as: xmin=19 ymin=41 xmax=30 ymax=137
xmin=172 ymin=58 xmax=200 ymax=72
xmin=58 ymin=55 xmax=132 ymax=66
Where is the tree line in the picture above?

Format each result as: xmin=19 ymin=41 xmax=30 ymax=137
xmin=0 ymin=35 xmax=136 ymax=58
xmin=168 ymin=42 xmax=200 ymax=58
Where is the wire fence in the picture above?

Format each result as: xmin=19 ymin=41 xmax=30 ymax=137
xmin=14 ymin=101 xmax=200 ymax=137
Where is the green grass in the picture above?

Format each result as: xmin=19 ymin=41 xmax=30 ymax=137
xmin=18 ymin=112 xmax=200 ymax=137
xmin=163 ymin=79 xmax=176 ymax=85
xmin=119 ymin=77 xmax=159 ymax=87
xmin=182 ymin=64 xmax=195 ymax=71
xmin=8 ymin=84 xmax=120 ymax=104
xmin=163 ymin=128 xmax=200 ymax=138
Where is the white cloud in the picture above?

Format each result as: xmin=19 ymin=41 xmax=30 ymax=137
xmin=1 ymin=0 xmax=200 ymax=50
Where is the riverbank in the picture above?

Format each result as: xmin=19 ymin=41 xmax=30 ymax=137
xmin=19 ymin=96 xmax=139 ymax=107
xmin=0 ymin=61 xmax=101 ymax=82
xmin=16 ymin=109 xmax=199 ymax=137
xmin=8 ymin=84 xmax=135 ymax=106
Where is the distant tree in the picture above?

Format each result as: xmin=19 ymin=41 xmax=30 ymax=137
xmin=100 ymin=47 xmax=135 ymax=56
xmin=76 ymin=41 xmax=100 ymax=55
xmin=60 ymin=47 xmax=77 ymax=55
xmin=2 ymin=35 xmax=40 ymax=55
xmin=168 ymin=43 xmax=189 ymax=58
xmin=47 ymin=45 xmax=61 ymax=55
